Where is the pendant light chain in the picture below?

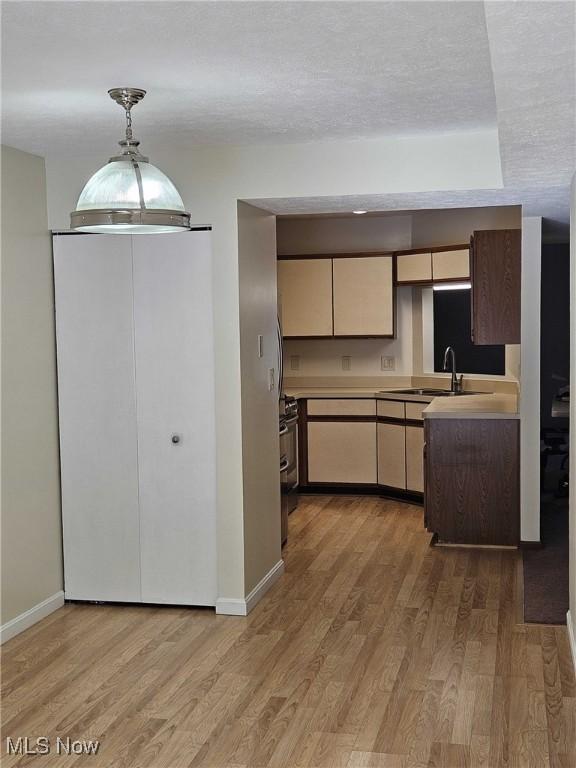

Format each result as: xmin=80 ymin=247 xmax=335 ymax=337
xmin=125 ymin=106 xmax=133 ymax=142
xmin=122 ymin=101 xmax=146 ymax=210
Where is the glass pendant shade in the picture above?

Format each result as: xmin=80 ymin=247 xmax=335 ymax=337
xmin=70 ymin=88 xmax=190 ymax=234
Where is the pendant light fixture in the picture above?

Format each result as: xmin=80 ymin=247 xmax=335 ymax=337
xmin=70 ymin=88 xmax=190 ymax=234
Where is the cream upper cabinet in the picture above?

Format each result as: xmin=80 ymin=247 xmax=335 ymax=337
xmin=307 ymin=421 xmax=377 ymax=484
xmin=277 ymin=258 xmax=333 ymax=337
xmin=332 ymin=256 xmax=394 ymax=337
xmin=432 ymin=249 xmax=470 ymax=281
xmin=396 ymin=252 xmax=432 ymax=283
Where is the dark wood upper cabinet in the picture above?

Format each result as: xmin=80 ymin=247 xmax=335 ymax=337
xmin=470 ymin=229 xmax=521 ymax=345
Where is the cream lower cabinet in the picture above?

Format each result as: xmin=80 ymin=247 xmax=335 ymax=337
xmin=307 ymin=421 xmax=377 ymax=484
xmin=377 ymin=422 xmax=406 ymax=489
xmin=302 ymin=398 xmax=425 ymax=495
xmin=406 ymin=426 xmax=425 ymax=492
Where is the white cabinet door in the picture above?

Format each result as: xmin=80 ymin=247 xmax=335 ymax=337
xmin=133 ymin=232 xmax=217 ymax=605
xmin=54 ymin=235 xmax=142 ymax=602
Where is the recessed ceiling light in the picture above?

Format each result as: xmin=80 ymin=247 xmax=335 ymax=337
xmin=352 ymin=210 xmax=367 ymax=215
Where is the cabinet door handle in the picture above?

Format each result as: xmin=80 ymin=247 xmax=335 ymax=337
xmin=171 ymin=434 xmax=181 ymax=444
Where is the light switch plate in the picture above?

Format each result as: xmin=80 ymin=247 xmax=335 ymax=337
xmin=341 ymin=356 xmax=352 ymax=371
xmin=381 ymin=356 xmax=395 ymax=371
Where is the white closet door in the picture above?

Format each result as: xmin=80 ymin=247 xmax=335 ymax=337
xmin=133 ymin=231 xmax=217 ymax=605
xmin=54 ymin=235 xmax=141 ymax=601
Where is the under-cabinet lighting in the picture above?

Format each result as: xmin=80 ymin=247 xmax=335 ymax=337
xmin=433 ymin=282 xmax=472 ymax=291
xmin=352 ymin=210 xmax=367 ymax=215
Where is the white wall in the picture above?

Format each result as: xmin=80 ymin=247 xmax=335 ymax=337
xmin=45 ymin=129 xmax=502 ymax=605
xmin=520 ymin=217 xmax=543 ymax=543
xmin=285 ymin=287 xmax=413 ymax=378
xmin=1 ymin=145 xmax=63 ymax=631
xmin=237 ymin=202 xmax=282 ymax=596
xmin=277 ymin=213 xmax=411 ymax=255
xmin=411 ymin=205 xmax=521 ymax=247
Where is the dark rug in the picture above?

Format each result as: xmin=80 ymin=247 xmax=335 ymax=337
xmin=523 ymin=495 xmax=569 ymax=624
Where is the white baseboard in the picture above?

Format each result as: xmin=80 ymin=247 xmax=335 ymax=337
xmin=216 ymin=559 xmax=285 ymax=616
xmin=567 ymin=611 xmax=576 ymax=675
xmin=1 ymin=591 xmax=65 ymax=644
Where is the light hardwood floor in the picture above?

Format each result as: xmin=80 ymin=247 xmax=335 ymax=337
xmin=2 ymin=495 xmax=576 ymax=767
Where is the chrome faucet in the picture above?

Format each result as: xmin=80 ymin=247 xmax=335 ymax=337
xmin=443 ymin=346 xmax=463 ymax=393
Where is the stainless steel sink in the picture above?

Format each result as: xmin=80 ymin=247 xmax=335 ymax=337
xmin=380 ymin=388 xmax=489 ymax=397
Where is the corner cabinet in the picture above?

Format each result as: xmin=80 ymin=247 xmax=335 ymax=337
xmin=299 ymin=397 xmax=424 ymax=498
xmin=53 ymin=232 xmax=217 ymax=606
xmin=278 ymin=254 xmax=394 ymax=339
xmin=471 ymin=229 xmax=521 ymax=344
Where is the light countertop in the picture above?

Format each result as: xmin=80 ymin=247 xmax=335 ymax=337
xmin=284 ymin=388 xmax=519 ymax=418
xmin=423 ymin=393 xmax=519 ymax=419
xmin=285 ymin=387 xmax=391 ymax=399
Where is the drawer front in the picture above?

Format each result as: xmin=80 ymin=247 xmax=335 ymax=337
xmin=377 ymin=400 xmax=405 ymax=420
xmin=307 ymin=399 xmax=376 ymax=417
xmin=432 ymin=249 xmax=470 ymax=281
xmin=396 ymin=252 xmax=432 ymax=283
xmin=405 ymin=402 xmax=426 ymax=421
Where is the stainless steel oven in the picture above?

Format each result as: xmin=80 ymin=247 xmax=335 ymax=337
xmin=280 ymin=397 xmax=298 ymax=546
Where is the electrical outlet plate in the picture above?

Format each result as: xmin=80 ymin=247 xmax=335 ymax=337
xmin=381 ymin=356 xmax=395 ymax=371
xmin=268 ymin=368 xmax=275 ymax=391
xmin=290 ymin=355 xmax=300 ymax=371
xmin=341 ymin=356 xmax=351 ymax=371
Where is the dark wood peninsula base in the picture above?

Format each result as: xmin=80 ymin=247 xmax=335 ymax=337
xmin=424 ymin=417 xmax=520 ymax=547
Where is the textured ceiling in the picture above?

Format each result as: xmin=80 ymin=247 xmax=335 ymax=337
xmin=1 ymin=1 xmax=496 ymax=154
xmin=1 ymin=1 xmax=573 ymax=232
xmin=484 ymin=0 xmax=575 ymax=189
xmin=250 ymin=183 xmax=572 ymax=243
xmin=251 ymin=185 xmax=571 ymax=221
